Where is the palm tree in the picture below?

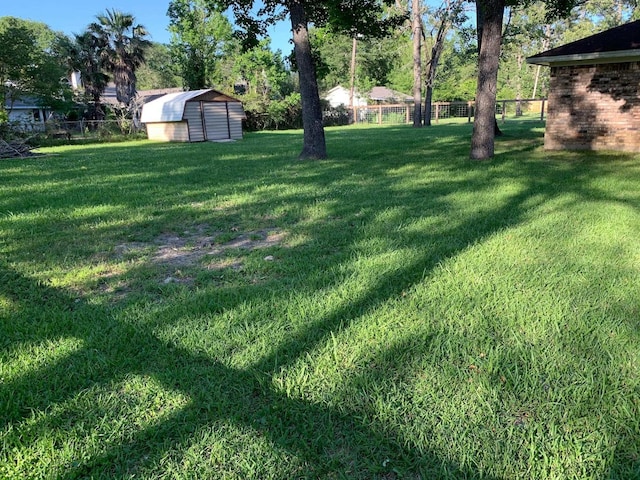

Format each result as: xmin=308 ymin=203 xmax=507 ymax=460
xmin=90 ymin=9 xmax=151 ymax=107
xmin=60 ymin=32 xmax=110 ymax=120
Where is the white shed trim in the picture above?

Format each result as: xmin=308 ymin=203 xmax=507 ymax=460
xmin=140 ymin=89 xmax=212 ymax=123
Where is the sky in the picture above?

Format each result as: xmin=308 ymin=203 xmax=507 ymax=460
xmin=1 ymin=0 xmax=293 ymax=53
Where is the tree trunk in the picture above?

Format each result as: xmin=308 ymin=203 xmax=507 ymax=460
xmin=289 ymin=0 xmax=327 ymax=160
xmin=412 ymin=0 xmax=423 ymax=127
xmin=424 ymin=85 xmax=433 ymax=126
xmin=470 ymin=0 xmax=504 ymax=160
xmin=423 ymin=0 xmax=458 ymax=127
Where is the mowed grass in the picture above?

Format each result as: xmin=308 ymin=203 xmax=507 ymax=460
xmin=1 ymin=121 xmax=640 ymax=479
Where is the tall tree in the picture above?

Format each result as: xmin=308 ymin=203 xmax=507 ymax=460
xmin=470 ymin=0 xmax=577 ymax=160
xmin=208 ymin=0 xmax=403 ymax=160
xmin=90 ymin=9 xmax=151 ymax=107
xmin=412 ymin=0 xmax=423 ymax=127
xmin=168 ymin=0 xmax=233 ymax=90
xmin=59 ymin=31 xmax=110 ymax=120
xmin=136 ymin=42 xmax=182 ymax=90
xmin=0 ymin=17 xmax=70 ymax=122
xmin=423 ymin=0 xmax=467 ymax=125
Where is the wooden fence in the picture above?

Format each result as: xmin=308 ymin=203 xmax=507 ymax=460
xmin=347 ymin=99 xmax=547 ymax=126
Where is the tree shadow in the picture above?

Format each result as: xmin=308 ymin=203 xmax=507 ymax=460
xmin=544 ymin=62 xmax=640 ymax=151
xmin=2 ymin=124 xmax=640 ymax=477
xmin=1 ymin=261 xmax=499 ymax=479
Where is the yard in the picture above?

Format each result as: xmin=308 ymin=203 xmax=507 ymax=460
xmin=1 ymin=122 xmax=639 ymax=479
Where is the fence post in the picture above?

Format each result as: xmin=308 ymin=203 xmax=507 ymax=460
xmin=468 ymin=102 xmax=472 ymax=123
xmin=540 ymin=99 xmax=545 ymax=121
xmin=435 ymin=103 xmax=439 ymax=123
xmin=406 ymin=105 xmax=410 ymax=124
xmin=378 ymin=105 xmax=382 ymax=125
xmin=502 ymin=100 xmax=506 ymax=123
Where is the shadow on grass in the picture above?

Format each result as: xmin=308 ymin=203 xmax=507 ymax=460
xmin=0 ymin=262 xmax=497 ymax=479
xmin=2 ymin=122 xmax=640 ymax=477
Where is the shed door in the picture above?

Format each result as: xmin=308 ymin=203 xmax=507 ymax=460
xmin=203 ymin=103 xmax=230 ymax=141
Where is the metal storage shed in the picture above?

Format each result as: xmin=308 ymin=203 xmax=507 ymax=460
xmin=140 ymin=89 xmax=245 ymax=142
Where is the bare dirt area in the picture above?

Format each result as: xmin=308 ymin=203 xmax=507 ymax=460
xmin=114 ymin=227 xmax=287 ymax=270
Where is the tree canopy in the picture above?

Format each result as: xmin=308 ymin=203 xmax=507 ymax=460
xmin=89 ymin=9 xmax=151 ymax=107
xmin=0 ymin=17 xmax=71 ymax=122
xmin=168 ymin=0 xmax=234 ymax=90
xmin=206 ymin=0 xmax=404 ymax=159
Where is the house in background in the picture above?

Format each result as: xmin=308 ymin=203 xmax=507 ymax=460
xmin=368 ymin=86 xmax=412 ymax=104
xmin=324 ymin=85 xmax=367 ymax=108
xmin=324 ymin=85 xmax=412 ymax=108
xmin=4 ymin=96 xmax=51 ymax=131
xmin=100 ymin=83 xmax=184 ymax=108
xmin=140 ymin=89 xmax=245 ymax=142
xmin=527 ymin=20 xmax=640 ymax=152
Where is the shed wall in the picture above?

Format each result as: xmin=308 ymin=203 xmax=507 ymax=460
xmin=203 ymin=103 xmax=231 ymax=141
xmin=227 ymin=103 xmax=244 ymax=140
xmin=184 ymin=102 xmax=205 ymax=141
xmin=545 ymin=61 xmax=640 ymax=152
xmin=146 ymin=121 xmax=190 ymax=142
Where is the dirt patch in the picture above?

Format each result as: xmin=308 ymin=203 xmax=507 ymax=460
xmin=114 ymin=227 xmax=287 ymax=269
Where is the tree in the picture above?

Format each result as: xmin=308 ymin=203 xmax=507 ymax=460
xmin=168 ymin=0 xmax=233 ymax=90
xmin=90 ymin=9 xmax=151 ymax=108
xmin=311 ymin=27 xmax=409 ymax=95
xmin=136 ymin=43 xmax=182 ymax=90
xmin=208 ymin=0 xmax=403 ymax=160
xmin=411 ymin=0 xmax=423 ymax=127
xmin=0 ymin=17 xmax=70 ymax=123
xmin=470 ymin=0 xmax=577 ymax=160
xmin=422 ymin=0 xmax=467 ymax=126
xmin=58 ymin=31 xmax=110 ymax=120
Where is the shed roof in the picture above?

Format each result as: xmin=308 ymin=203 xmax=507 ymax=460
xmin=140 ymin=89 xmax=240 ymax=123
xmin=527 ymin=20 xmax=640 ymax=66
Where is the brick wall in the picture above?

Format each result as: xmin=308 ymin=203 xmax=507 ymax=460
xmin=545 ymin=61 xmax=640 ymax=152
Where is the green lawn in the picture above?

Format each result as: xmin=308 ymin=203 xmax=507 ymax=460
xmin=1 ymin=122 xmax=640 ymax=479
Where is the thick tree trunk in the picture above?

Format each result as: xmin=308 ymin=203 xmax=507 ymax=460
xmin=412 ymin=0 xmax=423 ymax=127
xmin=289 ymin=0 xmax=327 ymax=160
xmin=470 ymin=0 xmax=504 ymax=160
xmin=424 ymin=85 xmax=433 ymax=126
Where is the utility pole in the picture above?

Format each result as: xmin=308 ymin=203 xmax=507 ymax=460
xmin=349 ymin=36 xmax=357 ymax=107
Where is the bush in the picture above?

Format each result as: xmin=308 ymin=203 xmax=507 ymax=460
xmin=243 ymin=93 xmax=302 ymax=131
xmin=323 ymin=105 xmax=350 ymax=127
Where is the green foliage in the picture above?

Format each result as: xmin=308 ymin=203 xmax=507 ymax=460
xmin=0 ymin=17 xmax=71 ymax=118
xmin=208 ymin=0 xmax=405 ymax=48
xmin=311 ymin=27 xmax=412 ymax=94
xmin=57 ymin=31 xmax=110 ymax=120
xmin=243 ymin=92 xmax=302 ymax=130
xmin=89 ymin=9 xmax=151 ymax=106
xmin=135 ymin=43 xmax=182 ymax=90
xmin=168 ymin=0 xmax=233 ymax=90
xmin=222 ymin=40 xmax=293 ymax=97
xmin=432 ymin=33 xmax=478 ymax=101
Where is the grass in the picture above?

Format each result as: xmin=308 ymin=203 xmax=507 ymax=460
xmin=1 ymin=120 xmax=640 ymax=479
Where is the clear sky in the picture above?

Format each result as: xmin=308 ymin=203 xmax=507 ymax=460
xmin=1 ymin=0 xmax=293 ymax=53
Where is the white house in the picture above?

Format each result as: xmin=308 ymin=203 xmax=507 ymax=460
xmin=324 ymin=85 xmax=367 ymax=108
xmin=4 ymin=96 xmax=51 ymax=131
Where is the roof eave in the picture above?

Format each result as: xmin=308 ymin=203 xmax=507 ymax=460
xmin=527 ymin=49 xmax=640 ymax=66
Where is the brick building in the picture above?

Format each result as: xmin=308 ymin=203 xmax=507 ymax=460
xmin=527 ymin=21 xmax=640 ymax=152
